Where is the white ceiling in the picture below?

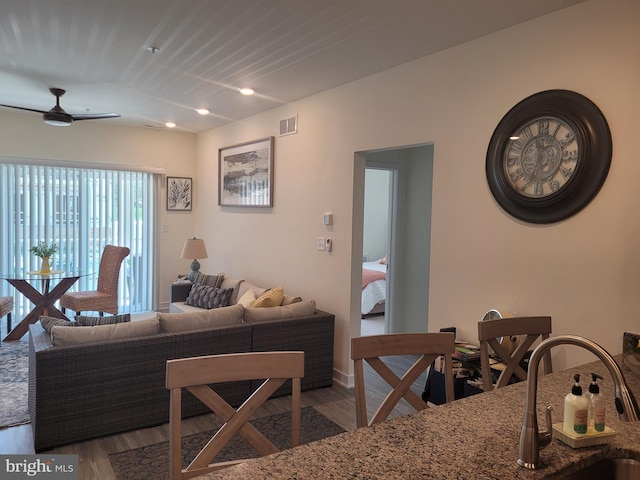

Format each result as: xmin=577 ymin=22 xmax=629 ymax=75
xmin=0 ymin=0 xmax=586 ymax=133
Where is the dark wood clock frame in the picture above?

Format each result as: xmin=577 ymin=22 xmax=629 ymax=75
xmin=486 ymin=89 xmax=612 ymax=224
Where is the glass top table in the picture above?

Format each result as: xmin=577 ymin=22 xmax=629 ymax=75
xmin=1 ymin=268 xmax=92 ymax=341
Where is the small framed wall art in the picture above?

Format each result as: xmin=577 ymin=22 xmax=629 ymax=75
xmin=166 ymin=176 xmax=193 ymax=211
xmin=218 ymin=136 xmax=274 ymax=207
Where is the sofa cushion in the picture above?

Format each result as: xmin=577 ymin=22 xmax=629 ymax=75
xmin=218 ymin=273 xmax=244 ymax=305
xmin=193 ymin=272 xmax=224 ymax=288
xmin=50 ymin=317 xmax=160 ymax=346
xmin=185 ymin=284 xmax=233 ymax=309
xmin=237 ymin=288 xmax=256 ymax=307
xmin=39 ymin=316 xmax=78 ymax=334
xmin=252 ymin=287 xmax=284 ymax=308
xmin=158 ymin=303 xmax=244 ymax=332
xmin=244 ymin=300 xmax=317 ymax=323
xmin=237 ymin=281 xmax=268 ymax=303
xmin=74 ymin=313 xmax=131 ymax=326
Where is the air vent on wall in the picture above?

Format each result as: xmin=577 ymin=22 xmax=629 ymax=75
xmin=279 ymin=114 xmax=298 ymax=136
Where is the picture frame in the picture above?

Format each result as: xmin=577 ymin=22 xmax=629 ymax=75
xmin=166 ymin=176 xmax=193 ymax=211
xmin=218 ymin=136 xmax=274 ymax=207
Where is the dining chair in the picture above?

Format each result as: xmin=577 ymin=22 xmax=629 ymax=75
xmin=0 ymin=296 xmax=13 ymax=333
xmin=166 ymin=350 xmax=305 ymax=479
xmin=351 ymin=332 xmax=455 ymax=428
xmin=478 ymin=316 xmax=552 ymax=391
xmin=60 ymin=245 xmax=130 ymax=316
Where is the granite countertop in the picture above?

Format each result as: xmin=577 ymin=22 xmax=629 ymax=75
xmin=197 ymin=354 xmax=640 ymax=479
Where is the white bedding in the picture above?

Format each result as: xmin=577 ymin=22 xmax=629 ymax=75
xmin=361 ymin=260 xmax=386 ymax=315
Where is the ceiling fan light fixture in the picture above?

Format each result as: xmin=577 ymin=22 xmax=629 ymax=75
xmin=43 ymin=113 xmax=72 ymax=126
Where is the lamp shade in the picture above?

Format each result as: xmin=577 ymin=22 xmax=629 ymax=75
xmin=181 ymin=238 xmax=208 ymax=260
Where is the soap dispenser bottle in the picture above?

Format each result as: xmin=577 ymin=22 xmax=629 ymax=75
xmin=563 ymin=373 xmax=588 ymax=435
xmin=588 ymin=373 xmax=605 ymax=432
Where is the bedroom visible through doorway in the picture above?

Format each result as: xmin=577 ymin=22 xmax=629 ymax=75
xmin=361 ymin=167 xmax=392 ymax=335
xmin=358 ymin=144 xmax=434 ymax=336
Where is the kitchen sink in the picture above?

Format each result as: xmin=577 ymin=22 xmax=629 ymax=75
xmin=560 ymin=458 xmax=640 ymax=479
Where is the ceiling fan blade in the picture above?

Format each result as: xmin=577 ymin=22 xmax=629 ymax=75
xmin=71 ymin=112 xmax=121 ymax=121
xmin=0 ymin=104 xmax=48 ymax=114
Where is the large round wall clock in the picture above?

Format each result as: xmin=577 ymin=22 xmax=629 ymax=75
xmin=486 ymin=89 xmax=612 ymax=224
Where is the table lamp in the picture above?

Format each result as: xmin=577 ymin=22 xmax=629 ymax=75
xmin=181 ymin=237 xmax=208 ymax=282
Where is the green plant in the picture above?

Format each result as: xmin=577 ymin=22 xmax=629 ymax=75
xmin=30 ymin=241 xmax=58 ymax=258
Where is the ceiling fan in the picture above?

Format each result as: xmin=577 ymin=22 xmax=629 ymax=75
xmin=0 ymin=87 xmax=120 ymax=126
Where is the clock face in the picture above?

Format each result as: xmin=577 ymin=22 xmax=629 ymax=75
xmin=486 ymin=90 xmax=612 ymax=224
xmin=504 ymin=116 xmax=578 ymax=198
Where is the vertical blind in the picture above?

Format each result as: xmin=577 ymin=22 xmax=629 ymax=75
xmin=0 ymin=162 xmax=157 ymax=316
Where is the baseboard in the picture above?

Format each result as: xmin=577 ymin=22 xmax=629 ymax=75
xmin=333 ymin=368 xmax=353 ymax=389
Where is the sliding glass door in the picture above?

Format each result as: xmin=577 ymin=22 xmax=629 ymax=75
xmin=0 ymin=162 xmax=158 ymax=316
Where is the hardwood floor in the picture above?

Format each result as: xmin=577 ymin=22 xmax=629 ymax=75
xmin=0 ymin=315 xmax=426 ymax=480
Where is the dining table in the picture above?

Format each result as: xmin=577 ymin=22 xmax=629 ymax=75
xmin=1 ymin=267 xmax=90 ymax=341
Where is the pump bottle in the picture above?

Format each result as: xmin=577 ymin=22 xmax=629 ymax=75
xmin=563 ymin=373 xmax=588 ymax=435
xmin=588 ymin=372 xmax=605 ymax=432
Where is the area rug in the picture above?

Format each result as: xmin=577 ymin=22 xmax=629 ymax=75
xmin=0 ymin=340 xmax=30 ymax=428
xmin=109 ymin=406 xmax=345 ymax=480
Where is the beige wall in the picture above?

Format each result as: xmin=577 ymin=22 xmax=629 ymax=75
xmin=197 ymin=0 xmax=640 ymax=384
xmin=0 ymin=111 xmax=197 ymax=309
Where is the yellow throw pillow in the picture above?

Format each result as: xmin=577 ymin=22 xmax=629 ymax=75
xmin=251 ymin=287 xmax=284 ymax=308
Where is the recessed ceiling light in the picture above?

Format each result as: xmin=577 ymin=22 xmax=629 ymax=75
xmin=195 ymin=108 xmax=210 ymax=115
xmin=165 ymin=122 xmax=176 ymax=128
xmin=238 ymin=87 xmax=255 ymax=96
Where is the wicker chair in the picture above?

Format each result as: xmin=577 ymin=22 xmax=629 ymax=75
xmin=0 ymin=295 xmax=13 ymax=333
xmin=60 ymin=245 xmax=130 ymax=316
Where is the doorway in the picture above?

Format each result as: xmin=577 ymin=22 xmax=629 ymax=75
xmin=358 ymin=144 xmax=434 ymax=335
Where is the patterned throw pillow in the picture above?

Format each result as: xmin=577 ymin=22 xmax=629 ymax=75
xmin=185 ymin=284 xmax=233 ymax=309
xmin=74 ymin=313 xmax=131 ymax=326
xmin=40 ymin=316 xmax=78 ymax=334
xmin=193 ymin=272 xmax=224 ymax=288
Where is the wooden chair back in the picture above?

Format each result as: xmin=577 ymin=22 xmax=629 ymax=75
xmin=166 ymin=351 xmax=304 ymax=480
xmin=478 ymin=316 xmax=552 ymax=391
xmin=351 ymin=332 xmax=455 ymax=428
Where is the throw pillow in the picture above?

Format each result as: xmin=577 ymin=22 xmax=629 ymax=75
xmin=158 ymin=304 xmax=244 ymax=333
xmin=244 ymin=300 xmax=317 ymax=323
xmin=237 ymin=288 xmax=256 ymax=308
xmin=218 ymin=273 xmax=245 ymax=304
xmin=185 ymin=284 xmax=233 ymax=309
xmin=50 ymin=317 xmax=160 ymax=346
xmin=252 ymin=287 xmax=284 ymax=308
xmin=282 ymin=295 xmax=303 ymax=306
xmin=193 ymin=272 xmax=224 ymax=288
xmin=75 ymin=313 xmax=131 ymax=326
xmin=40 ymin=315 xmax=77 ymax=334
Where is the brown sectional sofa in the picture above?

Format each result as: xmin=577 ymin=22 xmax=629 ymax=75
xmin=28 ymin=300 xmax=335 ymax=451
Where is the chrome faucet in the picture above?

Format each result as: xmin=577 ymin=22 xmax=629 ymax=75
xmin=518 ymin=334 xmax=640 ymax=469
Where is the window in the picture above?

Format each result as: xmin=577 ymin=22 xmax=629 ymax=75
xmin=0 ymin=161 xmax=158 ymax=316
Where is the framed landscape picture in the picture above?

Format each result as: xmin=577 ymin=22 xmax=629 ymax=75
xmin=218 ymin=136 xmax=274 ymax=207
xmin=166 ymin=176 xmax=192 ymax=211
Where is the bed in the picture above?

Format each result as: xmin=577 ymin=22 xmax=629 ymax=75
xmin=361 ymin=259 xmax=387 ymax=316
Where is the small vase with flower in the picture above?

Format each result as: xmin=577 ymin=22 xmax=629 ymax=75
xmin=30 ymin=242 xmax=58 ymax=274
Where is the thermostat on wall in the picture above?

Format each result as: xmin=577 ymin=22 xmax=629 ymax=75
xmin=323 ymin=213 xmax=333 ymax=225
